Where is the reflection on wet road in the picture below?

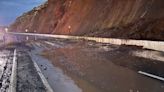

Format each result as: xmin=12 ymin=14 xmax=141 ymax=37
xmin=38 ymin=39 xmax=164 ymax=92
xmin=2 ymin=34 xmax=164 ymax=92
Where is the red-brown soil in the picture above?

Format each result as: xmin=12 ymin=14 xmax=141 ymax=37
xmin=10 ymin=0 xmax=164 ymax=40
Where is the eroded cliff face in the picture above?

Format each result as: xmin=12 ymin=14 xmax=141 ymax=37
xmin=10 ymin=0 xmax=164 ymax=40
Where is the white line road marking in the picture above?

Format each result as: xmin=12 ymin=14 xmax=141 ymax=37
xmin=9 ymin=49 xmax=17 ymax=92
xmin=29 ymin=52 xmax=54 ymax=92
xmin=138 ymin=71 xmax=164 ymax=81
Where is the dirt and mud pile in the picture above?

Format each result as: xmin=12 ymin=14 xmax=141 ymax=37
xmin=10 ymin=0 xmax=164 ymax=40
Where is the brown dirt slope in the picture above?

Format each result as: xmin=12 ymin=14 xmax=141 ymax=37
xmin=10 ymin=0 xmax=164 ymax=40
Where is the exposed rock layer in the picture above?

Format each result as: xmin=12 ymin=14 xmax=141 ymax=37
xmin=10 ymin=0 xmax=164 ymax=40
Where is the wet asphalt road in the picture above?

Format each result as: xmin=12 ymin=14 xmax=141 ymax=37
xmin=1 ymin=34 xmax=164 ymax=92
xmin=16 ymin=48 xmax=46 ymax=92
xmin=0 ymin=43 xmax=47 ymax=92
xmin=29 ymin=39 xmax=164 ymax=92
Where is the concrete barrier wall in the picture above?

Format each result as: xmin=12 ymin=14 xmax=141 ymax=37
xmin=8 ymin=32 xmax=164 ymax=52
xmin=83 ymin=37 xmax=164 ymax=52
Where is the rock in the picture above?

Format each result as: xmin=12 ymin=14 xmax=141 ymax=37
xmin=43 ymin=67 xmax=47 ymax=70
xmin=10 ymin=0 xmax=164 ymax=41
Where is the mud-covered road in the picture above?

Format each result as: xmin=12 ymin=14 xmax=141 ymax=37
xmin=39 ymin=39 xmax=164 ymax=92
xmin=0 ymin=36 xmax=164 ymax=92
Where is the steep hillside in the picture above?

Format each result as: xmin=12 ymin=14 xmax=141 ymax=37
xmin=10 ymin=0 xmax=164 ymax=40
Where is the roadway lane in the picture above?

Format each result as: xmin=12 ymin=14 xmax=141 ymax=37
xmin=3 ymin=33 xmax=164 ymax=92
xmin=1 ymin=43 xmax=48 ymax=92
xmin=26 ymin=39 xmax=164 ymax=92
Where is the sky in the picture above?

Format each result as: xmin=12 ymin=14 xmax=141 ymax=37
xmin=0 ymin=0 xmax=46 ymax=26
